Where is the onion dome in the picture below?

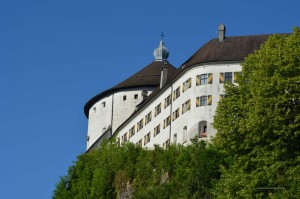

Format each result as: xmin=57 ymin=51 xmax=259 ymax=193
xmin=153 ymin=40 xmax=169 ymax=61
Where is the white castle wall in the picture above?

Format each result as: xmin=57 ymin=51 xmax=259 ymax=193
xmin=116 ymin=62 xmax=241 ymax=148
xmin=86 ymin=87 xmax=155 ymax=150
xmin=87 ymin=95 xmax=113 ymax=149
xmin=112 ymin=88 xmax=155 ymax=132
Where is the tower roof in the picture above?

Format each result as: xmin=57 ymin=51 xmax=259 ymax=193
xmin=84 ymin=38 xmax=176 ymax=117
xmin=84 ymin=61 xmax=177 ymax=118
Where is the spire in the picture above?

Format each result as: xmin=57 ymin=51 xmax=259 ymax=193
xmin=153 ymin=32 xmax=169 ymax=61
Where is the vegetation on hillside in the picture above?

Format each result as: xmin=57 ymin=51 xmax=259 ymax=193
xmin=53 ymin=140 xmax=222 ymax=199
xmin=53 ymin=28 xmax=300 ymax=199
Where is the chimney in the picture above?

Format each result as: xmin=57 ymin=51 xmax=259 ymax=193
xmin=218 ymin=24 xmax=226 ymax=42
xmin=160 ymin=67 xmax=168 ymax=88
xmin=141 ymin=90 xmax=148 ymax=101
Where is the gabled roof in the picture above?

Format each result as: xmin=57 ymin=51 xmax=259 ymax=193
xmin=84 ymin=60 xmax=177 ymax=117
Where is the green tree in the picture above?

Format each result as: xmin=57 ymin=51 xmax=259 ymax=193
xmin=213 ymin=28 xmax=300 ymax=198
xmin=53 ymin=140 xmax=222 ymax=199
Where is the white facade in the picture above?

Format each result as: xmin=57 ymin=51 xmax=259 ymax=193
xmin=116 ymin=62 xmax=241 ymax=148
xmin=85 ymin=27 xmax=269 ymax=151
xmin=86 ymin=87 xmax=155 ymax=149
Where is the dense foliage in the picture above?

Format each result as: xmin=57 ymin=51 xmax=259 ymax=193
xmin=213 ymin=28 xmax=300 ymax=198
xmin=53 ymin=140 xmax=222 ymax=199
xmin=54 ymin=28 xmax=300 ymax=199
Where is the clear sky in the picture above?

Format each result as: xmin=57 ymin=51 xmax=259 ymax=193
xmin=0 ymin=0 xmax=299 ymax=198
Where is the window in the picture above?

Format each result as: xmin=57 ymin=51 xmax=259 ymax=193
xmin=136 ymin=139 xmax=142 ymax=147
xmin=123 ymin=132 xmax=129 ymax=143
xmin=182 ymin=78 xmax=192 ymax=92
xmin=134 ymin=94 xmax=138 ymax=99
xmin=182 ymin=99 xmax=191 ymax=114
xmin=164 ymin=94 xmax=172 ymax=109
xmin=219 ymin=95 xmax=226 ymax=100
xmin=137 ymin=119 xmax=144 ymax=132
xmin=173 ymin=133 xmax=177 ymax=144
xmin=201 ymin=74 xmax=208 ymax=85
xmin=173 ymin=86 xmax=180 ymax=101
xmin=183 ymin=126 xmax=187 ymax=143
xmin=162 ymin=139 xmax=170 ymax=149
xmin=123 ymin=95 xmax=127 ymax=101
xmin=121 ymin=135 xmax=124 ymax=144
xmin=198 ymin=121 xmax=208 ymax=138
xmin=163 ymin=115 xmax=171 ymax=129
xmin=154 ymin=103 xmax=161 ymax=117
xmin=101 ymin=102 xmax=106 ymax=108
xmin=200 ymin=96 xmax=207 ymax=106
xmin=233 ymin=72 xmax=240 ymax=83
xmin=145 ymin=111 xmax=152 ymax=125
xmin=172 ymin=108 xmax=180 ymax=121
xmin=225 ymin=72 xmax=232 ymax=83
xmin=196 ymin=73 xmax=213 ymax=85
xmin=129 ymin=126 xmax=135 ymax=138
xmin=93 ymin=107 xmax=96 ymax=113
xmin=219 ymin=72 xmax=232 ymax=83
xmin=196 ymin=96 xmax=212 ymax=107
xmin=144 ymin=132 xmax=151 ymax=145
xmin=154 ymin=124 xmax=161 ymax=137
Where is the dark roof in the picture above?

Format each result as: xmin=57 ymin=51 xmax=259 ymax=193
xmin=137 ymin=35 xmax=271 ymax=111
xmin=113 ymin=34 xmax=276 ymax=133
xmin=84 ymin=61 xmax=177 ymax=117
xmin=182 ymin=34 xmax=270 ymax=67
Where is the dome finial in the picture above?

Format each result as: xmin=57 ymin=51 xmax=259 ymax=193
xmin=153 ymin=32 xmax=169 ymax=61
xmin=160 ymin=31 xmax=165 ymax=42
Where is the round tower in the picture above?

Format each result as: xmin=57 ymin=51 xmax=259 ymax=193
xmin=84 ymin=39 xmax=177 ymax=150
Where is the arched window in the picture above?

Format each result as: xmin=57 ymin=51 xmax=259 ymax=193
xmin=198 ymin=121 xmax=207 ymax=138
xmin=173 ymin=133 xmax=177 ymax=145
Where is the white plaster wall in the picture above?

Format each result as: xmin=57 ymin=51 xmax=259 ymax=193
xmin=116 ymin=62 xmax=241 ymax=148
xmin=117 ymin=86 xmax=172 ymax=149
xmin=112 ymin=88 xmax=155 ymax=133
xmin=87 ymin=87 xmax=155 ymax=150
xmin=87 ymin=95 xmax=113 ymax=149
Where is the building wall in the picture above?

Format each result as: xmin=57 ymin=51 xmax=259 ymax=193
xmin=87 ymin=87 xmax=155 ymax=150
xmin=112 ymin=88 xmax=155 ymax=133
xmin=116 ymin=62 xmax=241 ymax=148
xmin=87 ymin=95 xmax=113 ymax=149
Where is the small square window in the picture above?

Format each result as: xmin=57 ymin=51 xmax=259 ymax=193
xmin=101 ymin=102 xmax=106 ymax=108
xmin=200 ymin=96 xmax=207 ymax=106
xmin=123 ymin=95 xmax=127 ymax=101
xmin=224 ymin=72 xmax=232 ymax=83
xmin=134 ymin=94 xmax=138 ymax=99
xmin=200 ymin=74 xmax=208 ymax=85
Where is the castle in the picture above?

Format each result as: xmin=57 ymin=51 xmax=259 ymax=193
xmin=84 ymin=25 xmax=270 ymax=151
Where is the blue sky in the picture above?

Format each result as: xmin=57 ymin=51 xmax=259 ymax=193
xmin=0 ymin=0 xmax=299 ymax=198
